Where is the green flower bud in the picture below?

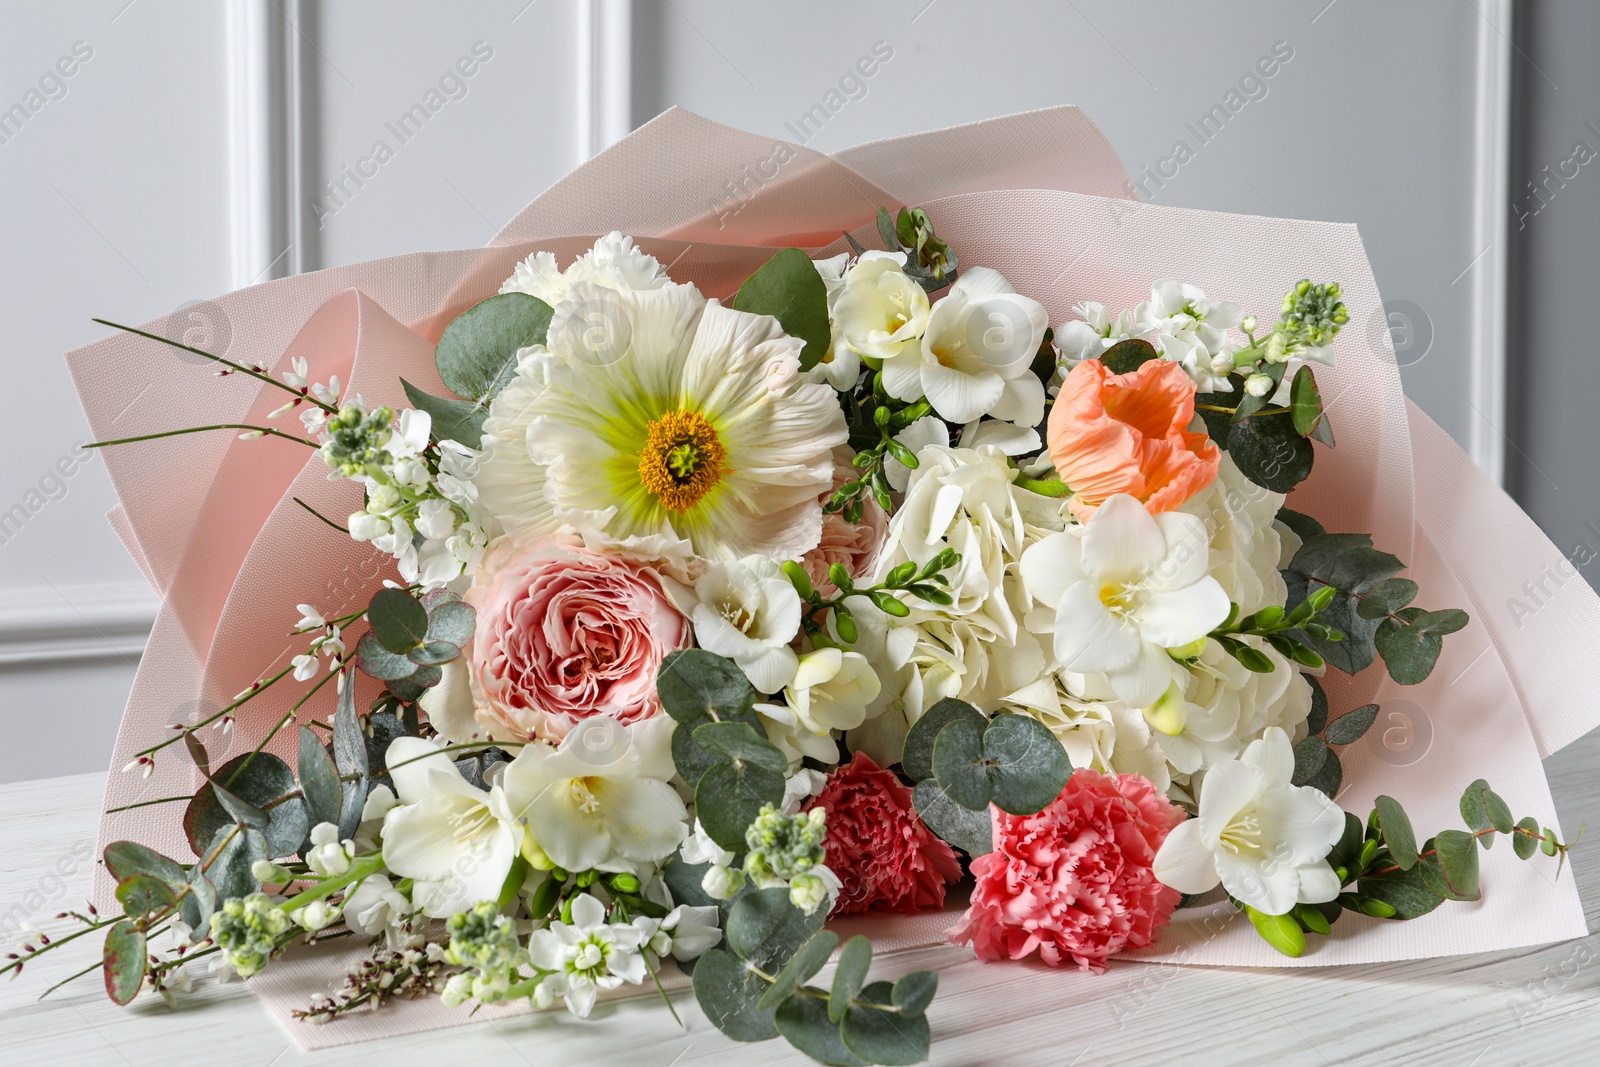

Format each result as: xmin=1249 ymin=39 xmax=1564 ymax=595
xmin=209 ymin=893 xmax=293 ymax=978
xmin=444 ymin=901 xmax=523 ymax=973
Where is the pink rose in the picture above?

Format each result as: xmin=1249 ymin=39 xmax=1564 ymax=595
xmin=949 ymin=768 xmax=1185 ymax=972
xmin=466 ymin=538 xmax=691 ymax=743
xmin=801 ymin=450 xmax=887 ymax=597
xmin=803 ymin=751 xmax=961 ymax=915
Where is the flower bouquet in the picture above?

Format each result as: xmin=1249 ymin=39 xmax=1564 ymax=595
xmin=19 ymin=108 xmax=1597 ymax=1064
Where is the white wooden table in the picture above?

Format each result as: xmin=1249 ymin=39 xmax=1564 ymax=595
xmin=4 ymin=732 xmax=1599 ymax=1066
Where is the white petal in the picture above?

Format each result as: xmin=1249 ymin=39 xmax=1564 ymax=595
xmin=741 ymin=643 xmax=800 ymax=695
xmin=986 ymin=373 xmax=1046 ymax=426
xmin=417 ymin=658 xmax=482 ymax=744
xmin=1133 ymin=578 xmax=1230 ymax=647
xmin=1104 ymin=639 xmax=1178 ymax=707
xmin=1149 ymin=511 xmax=1215 ymax=590
xmin=960 ymin=419 xmax=1041 ymax=455
xmin=1053 ymin=582 xmax=1141 ymax=673
xmin=1080 ymin=495 xmax=1167 ymax=581
xmin=1241 ymin=726 xmax=1295 ymax=785
xmin=1215 ymin=849 xmax=1297 ymax=916
xmin=1019 ymin=531 xmax=1087 ymax=607
xmin=1193 ymin=761 xmax=1266 ymax=844
xmin=1152 ymin=818 xmax=1219 ymax=894
xmin=921 ymin=360 xmax=1005 ymax=424
xmin=1295 ymin=861 xmax=1343 ymax=905
xmin=569 ymin=891 xmax=607 ymax=931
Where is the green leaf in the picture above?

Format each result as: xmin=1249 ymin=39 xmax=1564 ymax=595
xmin=726 ymin=887 xmax=827 ymax=971
xmin=900 ymin=698 xmax=986 ymax=782
xmin=1302 ymin=746 xmax=1343 ymax=798
xmin=1377 ymin=624 xmax=1444 ymax=685
xmin=356 ymin=632 xmax=418 ymax=680
xmin=1358 ymin=862 xmax=1443 ymax=919
xmin=1291 ymin=735 xmax=1329 ymax=787
xmin=386 ymin=666 xmax=441 ymax=702
xmin=1288 ymin=533 xmax=1375 ymax=580
xmin=1357 ymin=578 xmax=1418 ymax=619
xmin=911 ymin=778 xmax=993 ymax=855
xmin=297 ymin=726 xmax=342 ymax=829
xmin=829 ymin=935 xmax=872 ymax=1024
xmin=203 ymin=824 xmax=268 ymax=902
xmin=1419 ymin=830 xmax=1481 ymax=901
xmin=184 ymin=752 xmax=306 ymax=858
xmin=693 ymin=721 xmax=789 ymax=776
xmin=696 ymin=757 xmax=786 ymax=852
xmin=435 ymin=292 xmax=552 ymax=402
xmin=116 ymin=874 xmax=177 ymax=918
xmin=662 ymin=853 xmax=722 ymax=910
xmin=759 ymin=929 xmax=839 ymax=1010
xmin=1276 ymin=507 xmax=1326 ymax=542
xmin=1290 ymin=578 xmax=1380 ymax=674
xmin=1099 ymin=337 xmax=1158 ymax=375
xmin=406 ymin=640 xmax=461 ymax=666
xmin=1327 ymin=812 xmax=1365 ymax=879
xmin=1303 ymin=675 xmax=1329 ymax=735
xmin=658 ymin=649 xmax=757 ymax=724
xmin=980 ymin=713 xmax=1071 ymax=815
xmin=876 ymin=206 xmax=899 ymax=251
xmin=178 ymin=869 xmax=217 ymax=932
xmin=1415 ymin=608 xmax=1470 ymax=635
xmin=1460 ymin=779 xmax=1515 ymax=835
xmin=930 ymin=717 xmax=990 ymax=810
xmin=1514 ymin=816 xmax=1541 ymax=859
xmin=1326 ymin=546 xmax=1405 ymax=594
xmin=693 ymin=948 xmax=779 ymax=1042
xmin=102 ymin=920 xmax=147 ymax=1005
xmin=1294 ymin=902 xmax=1332 ymax=935
xmin=425 ymin=599 xmax=476 ymax=647
xmin=1324 ymin=704 xmax=1380 ymax=746
xmin=1288 ymin=365 xmax=1324 ymax=437
xmin=841 ymin=980 xmax=931 ymax=1066
xmin=368 ymin=587 xmax=429 ymax=654
xmin=732 ymin=247 xmax=832 ymax=371
xmin=401 ymin=378 xmax=488 ymax=449
xmin=1374 ymin=796 xmax=1418 ymax=871
xmin=332 ymin=678 xmax=369 ymax=840
xmin=1227 ymin=409 xmax=1314 ymax=492
xmin=891 ymin=971 xmax=938 ymax=1017
xmin=776 ymin=990 xmax=866 ymax=1066
xmin=103 ymin=841 xmax=187 ymax=887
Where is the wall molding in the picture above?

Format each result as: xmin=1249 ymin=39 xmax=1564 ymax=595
xmin=0 ymin=582 xmax=158 ymax=666
xmin=1468 ymin=0 xmax=1514 ymax=485
xmin=577 ymin=0 xmax=633 ymax=164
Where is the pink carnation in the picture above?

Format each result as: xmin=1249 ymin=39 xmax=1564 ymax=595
xmin=803 ymin=751 xmax=962 ymax=915
xmin=801 ymin=449 xmax=887 ymax=598
xmin=949 ymin=768 xmax=1185 ymax=972
xmin=466 ymin=537 xmax=690 ymax=743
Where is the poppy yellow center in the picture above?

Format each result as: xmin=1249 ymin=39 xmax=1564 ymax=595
xmin=638 ymin=409 xmax=727 ymax=513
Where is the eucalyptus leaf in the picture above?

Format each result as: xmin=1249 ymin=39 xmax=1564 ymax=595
xmin=401 ymin=378 xmax=487 ymax=449
xmin=658 ymin=649 xmax=758 ymax=724
xmin=407 ymin=640 xmax=461 ymax=667
xmin=104 ymin=840 xmax=187 ymax=887
xmin=911 ymin=778 xmax=993 ymax=855
xmin=1374 ymin=796 xmax=1418 ymax=870
xmin=693 ymin=721 xmax=789 ymax=776
xmin=1291 ymin=736 xmax=1328 ymax=786
xmin=1099 ymin=337 xmax=1158 ymax=375
xmin=1419 ymin=830 xmax=1481 ymax=901
xmin=693 ymin=948 xmax=779 ymax=1042
xmin=672 ymin=712 xmax=726 ymax=790
xmin=184 ymin=752 xmax=305 ymax=858
xmin=435 ymin=292 xmax=552 ymax=402
xmin=696 ymin=757 xmax=786 ymax=852
xmin=1303 ymin=675 xmax=1329 ymax=735
xmin=1460 ymin=779 xmax=1515 ymax=835
xmin=891 ymin=971 xmax=938 ymax=1017
xmin=841 ymin=980 xmax=930 ymax=1066
xmin=900 ymin=698 xmax=986 ymax=782
xmin=1302 ymin=746 xmax=1343 ymax=798
xmin=1227 ymin=409 xmax=1314 ymax=492
xmin=102 ymin=920 xmax=147 ymax=1006
xmin=368 ymin=587 xmax=429 ymax=654
xmin=297 ymin=726 xmax=343 ymax=829
xmin=425 ymin=599 xmax=476 ymax=647
xmin=930 ymin=717 xmax=989 ymax=810
xmin=1288 ymin=533 xmax=1375 ymax=580
xmin=1357 ymin=578 xmax=1419 ymax=619
xmin=1324 ymin=704 xmax=1380 ymax=746
xmin=980 ymin=713 xmax=1071 ymax=815
xmin=1514 ymin=816 xmax=1541 ymax=859
xmin=1358 ymin=863 xmax=1444 ymax=919
xmin=829 ymin=935 xmax=872 ymax=1024
xmin=776 ymin=990 xmax=866 ymax=1066
xmin=116 ymin=874 xmax=177 ymax=918
xmin=759 ymin=929 xmax=839 ymax=1010
xmin=178 ymin=869 xmax=218 ymax=932
xmin=1327 ymin=546 xmax=1405 ymax=595
xmin=333 ymin=678 xmax=370 ymax=840
xmin=1327 ymin=811 xmax=1365 ymax=876
xmin=732 ymin=247 xmax=832 ymax=371
xmin=1276 ymin=507 xmax=1326 ymax=543
xmin=202 ymin=823 xmax=268 ymax=902
xmin=1289 ymin=365 xmax=1324 ymax=437
xmin=1377 ymin=624 xmax=1444 ymax=685
xmin=356 ymin=632 xmax=418 ymax=681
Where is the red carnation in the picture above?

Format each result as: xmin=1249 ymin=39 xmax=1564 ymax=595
xmin=803 ymin=751 xmax=962 ymax=915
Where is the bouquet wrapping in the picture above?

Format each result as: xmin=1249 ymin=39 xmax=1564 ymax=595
xmin=55 ymin=106 xmax=1597 ymax=1052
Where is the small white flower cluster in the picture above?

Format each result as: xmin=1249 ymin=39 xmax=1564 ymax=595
xmin=273 ymin=355 xmax=345 ymax=427
xmin=289 ymin=603 xmax=346 ymax=682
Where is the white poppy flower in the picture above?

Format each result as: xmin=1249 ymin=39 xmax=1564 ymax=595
xmin=688 ymin=555 xmax=803 ymax=694
xmin=379 ymin=737 xmax=523 ymax=919
xmin=501 ymin=716 xmax=688 ymax=873
xmin=1153 ymin=726 xmax=1345 ymax=915
xmin=500 ymin=230 xmax=672 ymax=308
xmin=1020 ymin=494 xmax=1229 ymax=708
xmin=881 ymin=267 xmax=1048 ymax=425
xmin=527 ymin=893 xmax=648 ymax=1018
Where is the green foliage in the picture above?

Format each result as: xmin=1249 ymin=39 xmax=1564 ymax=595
xmin=1227 ymin=407 xmax=1315 ymax=491
xmin=368 ymin=587 xmax=430 ymax=654
xmin=900 ymin=698 xmax=986 ymax=782
xmin=1323 ymin=704 xmax=1379 ymax=746
xmin=401 ymin=378 xmax=488 ymax=449
xmin=104 ymin=840 xmax=187 ymax=886
xmin=116 ymin=874 xmax=177 ymax=918
xmin=1374 ymin=796 xmax=1417 ymax=871
xmin=733 ymin=248 xmax=832 ymax=371
xmin=183 ymin=752 xmax=305 ymax=859
xmin=695 ymin=757 xmax=787 ymax=852
xmin=297 ymin=726 xmax=342 ymax=828
xmin=930 ymin=712 xmax=1070 ymax=816
xmin=435 ymin=292 xmax=552 ymax=403
xmin=760 ymin=930 xmax=838 ymax=1010
xmin=1099 ymin=337 xmax=1158 ymax=374
xmin=911 ymin=779 xmax=993 ymax=855
xmin=840 ymin=981 xmax=931 ymax=1066
xmin=658 ymin=648 xmax=758 ymax=723
xmin=332 ymin=679 xmax=370 ymax=839
xmin=102 ymin=920 xmax=147 ymax=1006
xmin=776 ymin=993 xmax=867 ymax=1066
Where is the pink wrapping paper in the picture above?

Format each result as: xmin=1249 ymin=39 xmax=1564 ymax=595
xmin=65 ymin=106 xmax=1597 ymax=1048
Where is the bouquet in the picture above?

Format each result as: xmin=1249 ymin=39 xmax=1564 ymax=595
xmin=16 ymin=108 xmax=1594 ymax=1064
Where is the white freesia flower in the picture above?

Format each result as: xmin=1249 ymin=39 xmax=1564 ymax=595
xmin=758 ymin=648 xmax=880 ymax=765
xmin=380 ymin=737 xmax=523 ymax=918
xmin=833 ymin=251 xmax=931 ymax=361
xmin=527 ymin=893 xmax=647 ymax=1018
xmin=304 ymin=822 xmax=353 ymax=877
xmin=806 ymin=252 xmax=861 ymax=390
xmin=343 ymin=874 xmax=413 ymax=943
xmin=880 ymin=267 xmax=1048 ymax=425
xmin=1020 ymin=494 xmax=1229 ymax=708
xmin=1153 ymin=726 xmax=1345 ymax=915
xmin=501 ymin=230 xmax=672 ymax=307
xmin=679 ymin=818 xmax=736 ymax=868
xmin=687 ymin=555 xmax=803 ymax=693
xmin=501 ymin=716 xmax=688 ymax=873
xmin=633 ymin=904 xmax=722 ymax=962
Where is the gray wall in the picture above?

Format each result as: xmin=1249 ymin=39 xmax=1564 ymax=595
xmin=1507 ymin=1 xmax=1600 ymax=589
